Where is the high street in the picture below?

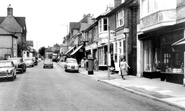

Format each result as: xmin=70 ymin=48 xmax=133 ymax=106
xmin=0 ymin=62 xmax=183 ymax=111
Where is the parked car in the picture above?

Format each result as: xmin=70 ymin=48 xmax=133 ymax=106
xmin=65 ymin=58 xmax=79 ymax=72
xmin=8 ymin=57 xmax=26 ymax=73
xmin=0 ymin=60 xmax=16 ymax=81
xmin=43 ymin=59 xmax=53 ymax=68
xmin=24 ymin=58 xmax=34 ymax=67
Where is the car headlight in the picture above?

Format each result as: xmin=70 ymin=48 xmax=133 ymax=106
xmin=7 ymin=69 xmax=11 ymax=73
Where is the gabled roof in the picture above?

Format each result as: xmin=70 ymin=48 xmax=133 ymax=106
xmin=80 ymin=23 xmax=92 ymax=31
xmin=0 ymin=26 xmax=11 ymax=34
xmin=70 ymin=22 xmax=79 ymax=31
xmin=15 ymin=17 xmax=26 ymax=29
xmin=0 ymin=16 xmax=22 ymax=32
xmin=26 ymin=40 xmax=33 ymax=47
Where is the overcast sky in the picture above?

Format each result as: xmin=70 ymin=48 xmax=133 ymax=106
xmin=0 ymin=0 xmax=114 ymax=50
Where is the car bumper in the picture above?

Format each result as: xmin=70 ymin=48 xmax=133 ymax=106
xmin=66 ymin=67 xmax=79 ymax=71
xmin=44 ymin=64 xmax=53 ymax=67
xmin=0 ymin=73 xmax=13 ymax=78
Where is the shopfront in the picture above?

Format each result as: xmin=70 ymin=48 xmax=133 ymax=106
xmin=114 ymin=30 xmax=126 ymax=71
xmin=139 ymin=28 xmax=185 ymax=84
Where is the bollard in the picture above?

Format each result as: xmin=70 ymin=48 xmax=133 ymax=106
xmin=88 ymin=55 xmax=94 ymax=75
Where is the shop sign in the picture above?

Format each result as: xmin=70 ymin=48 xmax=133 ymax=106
xmin=116 ymin=34 xmax=125 ymax=40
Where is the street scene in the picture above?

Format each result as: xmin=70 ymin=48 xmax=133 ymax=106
xmin=0 ymin=0 xmax=185 ymax=110
xmin=0 ymin=62 xmax=183 ymax=111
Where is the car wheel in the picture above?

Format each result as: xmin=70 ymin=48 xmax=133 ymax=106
xmin=9 ymin=73 xmax=15 ymax=81
xmin=43 ymin=66 xmax=45 ymax=68
xmin=24 ymin=67 xmax=26 ymax=72
xmin=32 ymin=65 xmax=34 ymax=67
xmin=76 ymin=70 xmax=79 ymax=73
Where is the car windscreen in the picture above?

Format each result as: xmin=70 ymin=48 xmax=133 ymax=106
xmin=67 ymin=60 xmax=77 ymax=63
xmin=0 ymin=62 xmax=12 ymax=67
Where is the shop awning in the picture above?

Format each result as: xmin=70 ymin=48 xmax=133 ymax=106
xmin=64 ymin=46 xmax=75 ymax=55
xmin=70 ymin=45 xmax=83 ymax=55
xmin=172 ymin=38 xmax=185 ymax=46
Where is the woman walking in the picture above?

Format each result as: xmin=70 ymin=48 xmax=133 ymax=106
xmin=120 ymin=57 xmax=130 ymax=79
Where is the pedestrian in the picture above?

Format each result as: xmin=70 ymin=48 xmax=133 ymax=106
xmin=119 ymin=57 xmax=130 ymax=80
xmin=110 ymin=56 xmax=115 ymax=74
xmin=80 ymin=58 xmax=85 ymax=68
xmin=94 ymin=58 xmax=98 ymax=71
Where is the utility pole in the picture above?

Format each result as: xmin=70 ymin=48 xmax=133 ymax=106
xmin=108 ymin=25 xmax=111 ymax=80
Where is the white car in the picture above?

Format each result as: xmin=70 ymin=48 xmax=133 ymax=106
xmin=64 ymin=58 xmax=79 ymax=72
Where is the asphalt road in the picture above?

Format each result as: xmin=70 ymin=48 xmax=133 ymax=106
xmin=0 ymin=62 xmax=183 ymax=111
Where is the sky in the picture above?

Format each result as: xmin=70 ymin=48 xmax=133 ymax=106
xmin=0 ymin=0 xmax=114 ymax=50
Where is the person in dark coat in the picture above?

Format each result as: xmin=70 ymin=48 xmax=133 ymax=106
xmin=110 ymin=56 xmax=115 ymax=74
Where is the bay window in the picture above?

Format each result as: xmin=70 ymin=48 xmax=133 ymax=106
xmin=141 ymin=0 xmax=158 ymax=17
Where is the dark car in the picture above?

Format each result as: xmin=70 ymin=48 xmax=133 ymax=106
xmin=0 ymin=60 xmax=16 ymax=81
xmin=8 ymin=57 xmax=26 ymax=73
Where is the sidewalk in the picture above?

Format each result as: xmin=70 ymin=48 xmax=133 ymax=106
xmin=58 ymin=62 xmax=185 ymax=110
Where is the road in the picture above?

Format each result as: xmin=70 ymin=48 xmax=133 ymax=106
xmin=0 ymin=62 xmax=183 ymax=111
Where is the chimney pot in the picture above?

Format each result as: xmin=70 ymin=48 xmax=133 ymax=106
xmin=7 ymin=4 xmax=13 ymax=16
xmin=114 ymin=0 xmax=122 ymax=8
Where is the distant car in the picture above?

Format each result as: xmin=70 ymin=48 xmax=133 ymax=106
xmin=8 ymin=57 xmax=26 ymax=73
xmin=0 ymin=60 xmax=16 ymax=81
xmin=43 ymin=59 xmax=53 ymax=68
xmin=24 ymin=58 xmax=34 ymax=67
xmin=65 ymin=58 xmax=79 ymax=72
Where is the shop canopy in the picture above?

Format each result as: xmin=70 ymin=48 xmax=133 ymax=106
xmin=172 ymin=38 xmax=185 ymax=46
xmin=64 ymin=46 xmax=75 ymax=55
xmin=70 ymin=45 xmax=83 ymax=56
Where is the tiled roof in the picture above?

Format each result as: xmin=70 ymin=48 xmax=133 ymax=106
xmin=80 ymin=23 xmax=92 ymax=31
xmin=0 ymin=16 xmax=26 ymax=33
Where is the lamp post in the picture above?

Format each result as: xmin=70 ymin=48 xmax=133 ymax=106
xmin=107 ymin=26 xmax=111 ymax=80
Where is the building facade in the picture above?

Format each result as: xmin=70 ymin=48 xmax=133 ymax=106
xmin=137 ymin=0 xmax=185 ymax=85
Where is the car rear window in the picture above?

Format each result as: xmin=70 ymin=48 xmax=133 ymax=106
xmin=0 ymin=62 xmax=12 ymax=67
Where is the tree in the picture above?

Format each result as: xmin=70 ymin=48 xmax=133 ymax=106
xmin=38 ymin=47 xmax=45 ymax=57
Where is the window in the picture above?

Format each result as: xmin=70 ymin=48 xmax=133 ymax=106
xmin=144 ymin=40 xmax=152 ymax=71
xmin=142 ymin=0 xmax=158 ymax=17
xmin=116 ymin=9 xmax=124 ymax=27
xmin=99 ymin=20 xmax=102 ymax=32
xmin=103 ymin=18 xmax=108 ymax=31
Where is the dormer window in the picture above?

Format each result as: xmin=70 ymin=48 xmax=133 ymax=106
xmin=116 ymin=9 xmax=124 ymax=28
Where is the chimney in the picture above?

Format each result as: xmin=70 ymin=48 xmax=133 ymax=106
xmin=114 ymin=0 xmax=122 ymax=8
xmin=7 ymin=4 xmax=13 ymax=16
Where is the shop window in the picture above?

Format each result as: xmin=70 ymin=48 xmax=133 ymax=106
xmin=161 ymin=46 xmax=184 ymax=73
xmin=143 ymin=40 xmax=153 ymax=72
